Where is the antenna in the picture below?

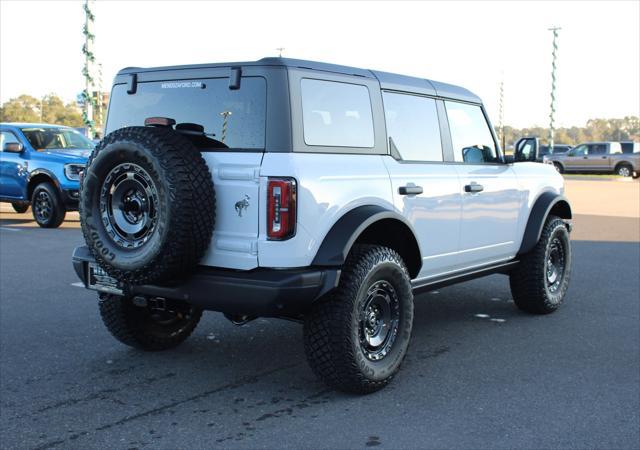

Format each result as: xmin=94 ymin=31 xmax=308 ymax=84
xmin=276 ymin=47 xmax=285 ymax=57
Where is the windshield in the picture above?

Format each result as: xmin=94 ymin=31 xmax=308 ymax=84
xmin=21 ymin=127 xmax=95 ymax=151
xmin=106 ymin=77 xmax=266 ymax=150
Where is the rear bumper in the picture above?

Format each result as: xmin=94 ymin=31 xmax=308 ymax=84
xmin=72 ymin=246 xmax=340 ymax=317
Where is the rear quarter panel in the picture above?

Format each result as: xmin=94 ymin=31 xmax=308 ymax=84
xmin=258 ymin=153 xmax=394 ymax=268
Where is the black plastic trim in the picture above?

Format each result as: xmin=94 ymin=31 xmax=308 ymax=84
xmin=127 ymin=73 xmax=137 ymax=94
xmin=311 ymin=205 xmax=421 ymax=270
xmin=412 ymin=260 xmax=519 ymax=294
xmin=518 ymin=192 xmax=572 ymax=255
xmin=60 ymin=189 xmax=79 ymax=210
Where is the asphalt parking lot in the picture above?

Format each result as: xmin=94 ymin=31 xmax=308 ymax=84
xmin=1 ymin=178 xmax=639 ymax=449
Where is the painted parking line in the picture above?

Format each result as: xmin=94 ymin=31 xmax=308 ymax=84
xmin=71 ymin=282 xmax=85 ymax=288
xmin=0 ymin=226 xmax=21 ymax=232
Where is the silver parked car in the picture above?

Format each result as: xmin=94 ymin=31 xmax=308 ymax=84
xmin=544 ymin=141 xmax=640 ymax=177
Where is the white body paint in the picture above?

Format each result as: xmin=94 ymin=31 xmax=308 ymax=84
xmin=200 ymin=151 xmax=563 ymax=279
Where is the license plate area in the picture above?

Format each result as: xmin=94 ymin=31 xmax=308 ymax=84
xmin=87 ymin=263 xmax=123 ymax=295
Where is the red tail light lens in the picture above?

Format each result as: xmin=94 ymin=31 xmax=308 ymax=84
xmin=267 ymin=177 xmax=297 ymax=240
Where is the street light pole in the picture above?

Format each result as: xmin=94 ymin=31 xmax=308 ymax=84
xmin=548 ymin=26 xmax=561 ymax=152
xmin=498 ymin=71 xmax=505 ymax=151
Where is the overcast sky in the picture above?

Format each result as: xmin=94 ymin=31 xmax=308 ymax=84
xmin=1 ymin=0 xmax=638 ymax=128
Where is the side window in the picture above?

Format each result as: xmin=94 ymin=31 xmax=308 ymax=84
xmin=382 ymin=92 xmax=443 ymax=162
xmin=0 ymin=131 xmax=20 ymax=151
xmin=572 ymin=145 xmax=587 ymax=156
xmin=445 ymin=101 xmax=498 ymax=164
xmin=301 ymin=79 xmax=374 ymax=148
xmin=589 ymin=144 xmax=606 ymax=155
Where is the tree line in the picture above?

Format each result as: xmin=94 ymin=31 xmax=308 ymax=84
xmin=502 ymin=116 xmax=639 ymax=148
xmin=1 ymin=94 xmax=638 ymax=146
xmin=0 ymin=94 xmax=83 ymax=127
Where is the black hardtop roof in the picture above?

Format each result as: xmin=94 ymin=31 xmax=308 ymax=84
xmin=117 ymin=57 xmax=481 ymax=103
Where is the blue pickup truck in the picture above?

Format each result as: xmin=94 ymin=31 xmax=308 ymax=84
xmin=0 ymin=123 xmax=92 ymax=227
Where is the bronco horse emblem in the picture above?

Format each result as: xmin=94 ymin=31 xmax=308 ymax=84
xmin=235 ymin=195 xmax=250 ymax=217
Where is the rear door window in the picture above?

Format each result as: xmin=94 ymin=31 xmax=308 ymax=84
xmin=588 ymin=144 xmax=607 ymax=155
xmin=300 ymin=79 xmax=374 ymax=148
xmin=382 ymin=92 xmax=443 ymax=162
xmin=107 ymin=77 xmax=266 ymax=150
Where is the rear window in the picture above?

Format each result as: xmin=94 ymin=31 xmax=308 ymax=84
xmin=301 ymin=79 xmax=374 ymax=148
xmin=106 ymin=77 xmax=266 ymax=150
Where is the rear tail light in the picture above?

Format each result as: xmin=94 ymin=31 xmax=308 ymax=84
xmin=267 ymin=177 xmax=297 ymax=240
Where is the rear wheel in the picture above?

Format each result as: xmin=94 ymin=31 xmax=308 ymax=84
xmin=99 ymin=294 xmax=202 ymax=351
xmin=31 ymin=182 xmax=65 ymax=228
xmin=304 ymin=245 xmax=414 ymax=394
xmin=616 ymin=164 xmax=632 ymax=177
xmin=11 ymin=202 xmax=29 ymax=213
xmin=509 ymin=215 xmax=571 ymax=314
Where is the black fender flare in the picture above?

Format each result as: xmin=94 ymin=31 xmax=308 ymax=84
xmin=311 ymin=205 xmax=422 ymax=271
xmin=28 ymin=168 xmax=62 ymax=188
xmin=27 ymin=169 xmax=62 ymax=198
xmin=518 ymin=191 xmax=572 ymax=255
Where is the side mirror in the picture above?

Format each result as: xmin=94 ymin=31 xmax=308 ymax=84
xmin=3 ymin=142 xmax=24 ymax=153
xmin=514 ymin=137 xmax=538 ymax=162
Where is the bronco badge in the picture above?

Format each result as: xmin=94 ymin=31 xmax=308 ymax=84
xmin=235 ymin=195 xmax=250 ymax=217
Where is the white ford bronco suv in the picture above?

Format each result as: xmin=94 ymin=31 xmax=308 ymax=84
xmin=73 ymin=58 xmax=572 ymax=394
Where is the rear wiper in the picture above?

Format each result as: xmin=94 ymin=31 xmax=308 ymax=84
xmin=175 ymin=122 xmax=215 ymax=137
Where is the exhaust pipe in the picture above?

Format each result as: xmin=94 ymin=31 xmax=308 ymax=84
xmin=223 ymin=313 xmax=256 ymax=326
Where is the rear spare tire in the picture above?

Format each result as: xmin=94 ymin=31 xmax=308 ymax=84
xmin=80 ymin=126 xmax=215 ymax=285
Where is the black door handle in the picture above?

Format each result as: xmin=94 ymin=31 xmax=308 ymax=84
xmin=583 ymin=156 xmax=588 ymax=159
xmin=399 ymin=185 xmax=423 ymax=195
xmin=464 ymin=183 xmax=484 ymax=193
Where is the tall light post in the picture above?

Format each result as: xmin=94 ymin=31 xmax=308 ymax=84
xmin=82 ymin=0 xmax=97 ymax=138
xmin=548 ymin=26 xmax=561 ymax=152
xmin=498 ymin=71 xmax=505 ymax=150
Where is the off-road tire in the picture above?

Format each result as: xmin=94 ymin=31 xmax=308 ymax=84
xmin=510 ymin=215 xmax=571 ymax=314
xmin=11 ymin=202 xmax=29 ymax=213
xmin=304 ymin=244 xmax=414 ymax=394
xmin=98 ymin=294 xmax=202 ymax=351
xmin=31 ymin=182 xmax=65 ymax=228
xmin=80 ymin=126 xmax=215 ymax=285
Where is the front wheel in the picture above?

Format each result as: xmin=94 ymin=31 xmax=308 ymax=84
xmin=509 ymin=215 xmax=571 ymax=314
xmin=99 ymin=294 xmax=202 ymax=351
xmin=304 ymin=245 xmax=414 ymax=394
xmin=31 ymin=182 xmax=65 ymax=228
xmin=553 ymin=162 xmax=564 ymax=174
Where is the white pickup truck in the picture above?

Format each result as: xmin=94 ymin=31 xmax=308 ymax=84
xmin=73 ymin=58 xmax=573 ymax=394
xmin=545 ymin=141 xmax=640 ymax=177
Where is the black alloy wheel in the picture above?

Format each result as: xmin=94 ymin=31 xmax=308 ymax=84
xmin=359 ymin=280 xmax=401 ymax=362
xmin=101 ymin=163 xmax=159 ymax=249
xmin=545 ymin=236 xmax=566 ymax=294
xmin=31 ymin=182 xmax=65 ymax=228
